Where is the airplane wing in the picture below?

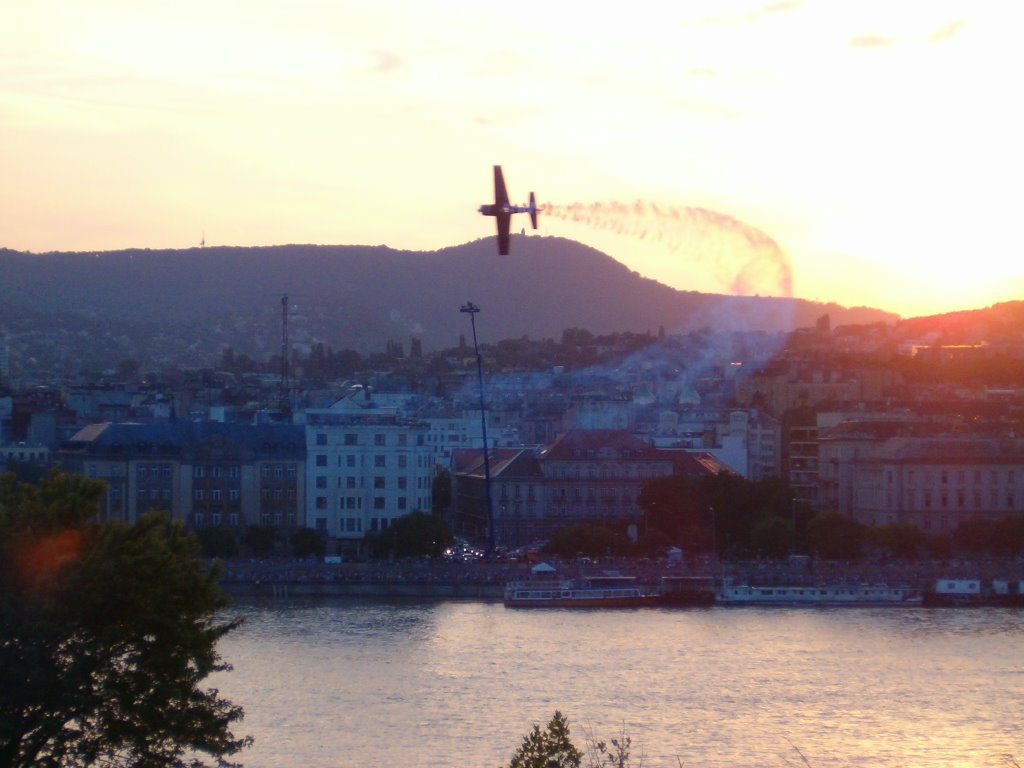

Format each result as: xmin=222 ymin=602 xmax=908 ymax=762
xmin=493 ymin=165 xmax=509 ymax=208
xmin=497 ymin=213 xmax=511 ymax=255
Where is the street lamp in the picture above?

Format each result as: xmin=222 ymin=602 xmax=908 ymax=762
xmin=460 ymin=301 xmax=495 ymax=557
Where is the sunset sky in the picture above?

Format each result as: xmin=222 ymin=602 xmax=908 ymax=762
xmin=2 ymin=0 xmax=1020 ymax=317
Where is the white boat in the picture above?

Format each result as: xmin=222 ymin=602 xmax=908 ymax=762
xmin=717 ymin=582 xmax=920 ymax=607
xmin=503 ymin=576 xmax=659 ymax=608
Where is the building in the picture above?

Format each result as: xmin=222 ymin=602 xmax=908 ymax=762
xmin=453 ymin=429 xmax=720 ymax=548
xmin=846 ymin=437 xmax=1024 ymax=533
xmin=304 ymin=402 xmax=434 ymax=545
xmin=59 ymin=422 xmax=305 ymax=528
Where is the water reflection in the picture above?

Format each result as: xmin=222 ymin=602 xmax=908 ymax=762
xmin=214 ymin=600 xmax=1024 ymax=768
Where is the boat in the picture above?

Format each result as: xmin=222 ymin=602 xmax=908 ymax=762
xmin=503 ymin=575 xmax=659 ymax=608
xmin=716 ymin=581 xmax=920 ymax=607
xmin=922 ymin=578 xmax=1024 ymax=607
xmin=657 ymin=576 xmax=716 ymax=607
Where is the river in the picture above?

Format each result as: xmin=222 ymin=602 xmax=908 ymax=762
xmin=212 ymin=598 xmax=1024 ymax=767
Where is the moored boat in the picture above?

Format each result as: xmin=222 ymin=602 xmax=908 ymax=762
xmin=922 ymin=578 xmax=1024 ymax=607
xmin=658 ymin=576 xmax=716 ymax=607
xmin=503 ymin=575 xmax=659 ymax=608
xmin=717 ymin=581 xmax=920 ymax=607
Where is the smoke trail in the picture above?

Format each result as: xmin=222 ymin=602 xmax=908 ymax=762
xmin=544 ymin=200 xmax=793 ymax=298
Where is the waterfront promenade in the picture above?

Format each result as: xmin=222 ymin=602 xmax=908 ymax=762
xmin=215 ymin=555 xmax=1024 ymax=599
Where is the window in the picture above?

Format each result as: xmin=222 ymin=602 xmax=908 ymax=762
xmin=398 ymin=433 xmax=407 ymax=446
xmin=397 ymin=476 xmax=407 ymax=490
xmin=344 ymin=433 xmax=358 ymax=446
xmin=374 ymin=455 xmax=386 ymax=468
xmin=398 ymin=454 xmax=407 ymax=469
xmin=229 ymin=489 xmax=239 ymax=501
xmin=316 ymin=433 xmax=328 ymax=445
xmin=274 ymin=466 xmax=283 ymax=479
xmin=398 ymin=497 xmax=407 ymax=510
xmin=229 ymin=466 xmax=239 ymax=479
xmin=212 ymin=489 xmax=222 ymax=501
xmin=194 ymin=466 xmax=205 ymax=479
xmin=374 ymin=476 xmax=385 ymax=489
xmin=346 ymin=476 xmax=356 ymax=489
xmin=316 ymin=454 xmax=327 ymax=467
xmin=194 ymin=489 xmax=205 ymax=500
xmin=374 ymin=434 xmax=385 ymax=446
xmin=316 ymin=496 xmax=327 ymax=509
xmin=374 ymin=497 xmax=386 ymax=510
xmin=212 ymin=466 xmax=222 ymax=479
xmin=286 ymin=465 xmax=297 ymax=478
xmin=316 ymin=476 xmax=327 ymax=489
xmin=347 ymin=455 xmax=356 ymax=467
xmin=370 ymin=518 xmax=379 ymax=532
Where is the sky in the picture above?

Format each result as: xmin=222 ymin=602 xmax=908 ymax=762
xmin=2 ymin=0 xmax=1021 ymax=318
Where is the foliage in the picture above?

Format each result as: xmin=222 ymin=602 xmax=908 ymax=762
xmin=195 ymin=525 xmax=240 ymax=559
xmin=807 ymin=512 xmax=865 ymax=560
xmin=243 ymin=524 xmax=279 ymax=556
xmin=0 ymin=472 xmax=249 ymax=768
xmin=507 ymin=711 xmax=582 ymax=768
xmin=866 ymin=523 xmax=927 ymax=560
xmin=290 ymin=527 xmax=326 ymax=558
xmin=543 ymin=524 xmax=632 ymax=559
xmin=954 ymin=516 xmax=1024 ymax=557
xmin=638 ymin=472 xmax=802 ymax=559
xmin=364 ymin=511 xmax=452 ymax=560
xmin=750 ymin=517 xmax=795 ymax=559
xmin=506 ymin=712 xmax=644 ymax=768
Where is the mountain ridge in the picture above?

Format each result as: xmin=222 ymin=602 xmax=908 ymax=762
xmin=1 ymin=237 xmax=896 ymax=365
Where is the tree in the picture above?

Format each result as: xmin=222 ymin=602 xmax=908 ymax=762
xmin=364 ymin=512 xmax=451 ymax=560
xmin=750 ymin=517 xmax=795 ymax=559
xmin=543 ymin=524 xmax=632 ymax=559
xmin=195 ymin=525 xmax=239 ymax=559
xmin=290 ymin=527 xmax=326 ymax=558
xmin=507 ymin=711 xmax=583 ymax=768
xmin=243 ymin=524 xmax=278 ymax=556
xmin=807 ymin=512 xmax=865 ymax=560
xmin=0 ymin=472 xmax=250 ymax=767
xmin=506 ymin=712 xmax=642 ymax=768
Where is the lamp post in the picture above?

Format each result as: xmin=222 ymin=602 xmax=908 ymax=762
xmin=460 ymin=301 xmax=495 ymax=557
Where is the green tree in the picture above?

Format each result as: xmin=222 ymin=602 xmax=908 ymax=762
xmin=243 ymin=524 xmax=279 ymax=556
xmin=0 ymin=472 xmax=249 ymax=768
xmin=290 ymin=527 xmax=326 ymax=558
xmin=807 ymin=512 xmax=865 ymax=560
xmin=750 ymin=517 xmax=795 ymax=559
xmin=365 ymin=512 xmax=452 ymax=560
xmin=195 ymin=525 xmax=239 ymax=559
xmin=507 ymin=711 xmax=583 ymax=768
xmin=543 ymin=524 xmax=632 ymax=559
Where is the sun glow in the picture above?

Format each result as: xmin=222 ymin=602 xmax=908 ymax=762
xmin=1 ymin=0 xmax=1021 ymax=317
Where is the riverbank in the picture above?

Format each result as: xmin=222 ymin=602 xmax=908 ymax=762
xmin=215 ymin=555 xmax=1024 ymax=601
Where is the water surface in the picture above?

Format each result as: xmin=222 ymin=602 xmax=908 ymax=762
xmin=214 ymin=599 xmax=1024 ymax=767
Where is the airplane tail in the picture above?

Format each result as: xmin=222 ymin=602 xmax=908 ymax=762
xmin=529 ymin=192 xmax=538 ymax=229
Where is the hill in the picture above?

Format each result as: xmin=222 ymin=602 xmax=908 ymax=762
xmin=0 ymin=237 xmax=895 ymax=369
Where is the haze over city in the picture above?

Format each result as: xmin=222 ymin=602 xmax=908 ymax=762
xmin=3 ymin=0 xmax=1022 ymax=318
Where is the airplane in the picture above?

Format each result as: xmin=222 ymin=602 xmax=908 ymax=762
xmin=477 ymin=165 xmax=540 ymax=255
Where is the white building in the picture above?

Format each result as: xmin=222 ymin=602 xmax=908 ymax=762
xmin=305 ymin=401 xmax=433 ymax=541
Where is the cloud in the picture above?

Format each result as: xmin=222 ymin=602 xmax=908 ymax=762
xmin=849 ymin=34 xmax=895 ymax=49
xmin=370 ymin=50 xmax=404 ymax=74
xmin=928 ymin=20 xmax=968 ymax=43
xmin=747 ymin=0 xmax=802 ymax=22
